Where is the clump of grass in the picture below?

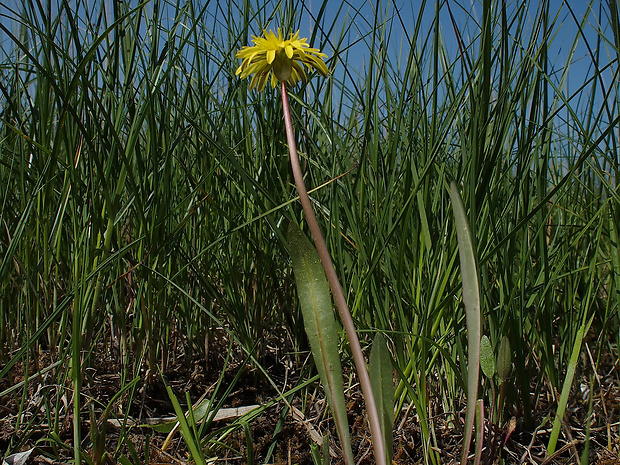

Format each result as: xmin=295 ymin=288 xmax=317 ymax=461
xmin=0 ymin=0 xmax=618 ymax=463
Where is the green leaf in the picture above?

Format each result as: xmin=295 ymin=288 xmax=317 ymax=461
xmin=547 ymin=315 xmax=594 ymax=455
xmin=287 ymin=223 xmax=353 ymax=464
xmin=450 ymin=181 xmax=481 ymax=465
xmin=165 ymin=385 xmax=208 ymax=465
xmin=480 ymin=335 xmax=495 ymax=379
xmin=117 ymin=456 xmax=133 ymax=465
xmin=369 ymin=333 xmax=395 ymax=463
xmin=497 ymin=336 xmax=512 ymax=381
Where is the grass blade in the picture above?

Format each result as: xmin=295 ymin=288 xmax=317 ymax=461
xmin=546 ymin=315 xmax=594 ymax=456
xmin=165 ymin=384 xmax=208 ymax=465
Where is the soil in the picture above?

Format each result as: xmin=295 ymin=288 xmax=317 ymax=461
xmin=1 ymin=336 xmax=618 ymax=465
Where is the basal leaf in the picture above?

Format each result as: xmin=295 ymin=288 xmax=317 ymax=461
xmin=369 ymin=333 xmax=395 ymax=463
xmin=480 ymin=335 xmax=496 ymax=379
xmin=497 ymin=336 xmax=512 ymax=381
xmin=287 ymin=223 xmax=353 ymax=464
xmin=450 ymin=181 xmax=481 ymax=465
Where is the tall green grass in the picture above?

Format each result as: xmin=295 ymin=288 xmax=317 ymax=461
xmin=0 ymin=0 xmax=618 ymax=463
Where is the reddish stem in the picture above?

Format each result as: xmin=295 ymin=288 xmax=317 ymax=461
xmin=281 ymin=81 xmax=387 ymax=465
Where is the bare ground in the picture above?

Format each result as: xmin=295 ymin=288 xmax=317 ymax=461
xmin=1 ymin=338 xmax=618 ymax=465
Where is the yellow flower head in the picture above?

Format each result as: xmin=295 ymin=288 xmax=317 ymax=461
xmin=236 ymin=29 xmax=329 ymax=91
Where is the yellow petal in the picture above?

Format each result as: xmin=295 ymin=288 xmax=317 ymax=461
xmin=256 ymin=72 xmax=269 ymax=91
xmin=235 ymin=28 xmax=328 ymax=90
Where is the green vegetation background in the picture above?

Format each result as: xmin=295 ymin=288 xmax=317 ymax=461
xmin=0 ymin=0 xmax=618 ymax=463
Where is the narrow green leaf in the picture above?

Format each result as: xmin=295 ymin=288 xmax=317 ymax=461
xmin=287 ymin=223 xmax=353 ymax=465
xmin=480 ymin=335 xmax=495 ymax=379
xmin=165 ymin=386 xmax=208 ymax=465
xmin=242 ymin=422 xmax=254 ymax=465
xmin=117 ymin=456 xmax=133 ymax=465
xmin=547 ymin=315 xmax=594 ymax=455
xmin=450 ymin=181 xmax=481 ymax=465
xmin=369 ymin=333 xmax=395 ymax=463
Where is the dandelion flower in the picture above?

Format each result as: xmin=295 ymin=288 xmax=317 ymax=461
xmin=236 ymin=29 xmax=329 ymax=91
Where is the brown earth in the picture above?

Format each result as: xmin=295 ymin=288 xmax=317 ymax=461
xmin=1 ymin=339 xmax=618 ymax=464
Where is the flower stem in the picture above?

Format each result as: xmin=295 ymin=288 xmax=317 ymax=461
xmin=281 ymin=81 xmax=387 ymax=465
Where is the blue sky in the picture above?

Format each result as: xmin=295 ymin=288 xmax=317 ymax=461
xmin=0 ymin=0 xmax=615 ymax=118
xmin=295 ymin=1 xmax=615 ymax=94
xmin=0 ymin=1 xmax=613 ymax=80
